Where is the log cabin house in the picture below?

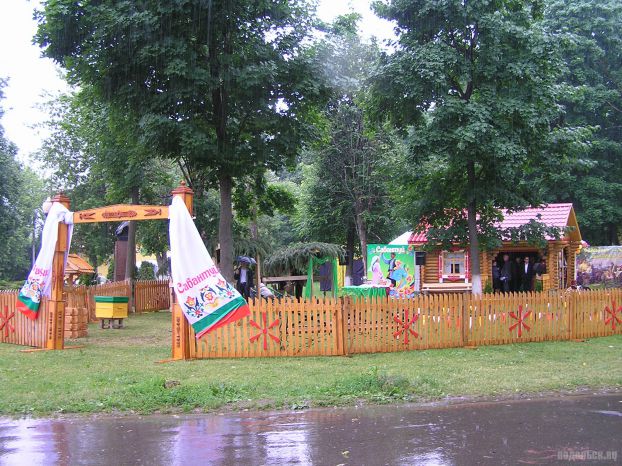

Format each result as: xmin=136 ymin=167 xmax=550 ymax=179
xmin=409 ymin=203 xmax=582 ymax=293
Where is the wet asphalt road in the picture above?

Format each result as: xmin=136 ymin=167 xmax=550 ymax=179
xmin=0 ymin=393 xmax=620 ymax=465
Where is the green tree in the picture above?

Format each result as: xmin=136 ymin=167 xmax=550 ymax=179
xmin=137 ymin=261 xmax=156 ymax=280
xmin=543 ymin=0 xmax=622 ymax=245
xmin=37 ymin=90 xmax=178 ymax=275
xmin=296 ymin=16 xmax=405 ymax=276
xmin=372 ymin=0 xmax=565 ymax=293
xmin=0 ymin=79 xmax=46 ymax=280
xmin=35 ymin=0 xmax=327 ymax=281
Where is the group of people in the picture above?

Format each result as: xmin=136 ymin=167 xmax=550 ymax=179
xmin=492 ymin=254 xmax=546 ymax=293
xmin=233 ymin=260 xmax=275 ymax=299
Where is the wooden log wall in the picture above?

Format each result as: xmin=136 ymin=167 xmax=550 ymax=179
xmin=64 ymin=285 xmax=89 ymax=338
xmin=423 ymin=251 xmax=440 ymax=284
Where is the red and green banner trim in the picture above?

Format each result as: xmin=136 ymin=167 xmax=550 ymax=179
xmin=193 ymin=296 xmax=249 ymax=338
xmin=16 ymin=295 xmax=40 ymax=320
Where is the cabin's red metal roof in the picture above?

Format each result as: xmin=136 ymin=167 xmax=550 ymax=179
xmin=498 ymin=203 xmax=573 ymax=230
xmin=407 ymin=203 xmax=575 ymax=244
xmin=408 ymin=231 xmax=428 ymax=244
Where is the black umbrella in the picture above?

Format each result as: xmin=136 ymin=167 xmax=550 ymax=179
xmin=236 ymin=255 xmax=257 ymax=265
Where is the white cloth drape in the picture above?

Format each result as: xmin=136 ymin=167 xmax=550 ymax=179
xmin=17 ymin=202 xmax=73 ymax=318
xmin=169 ymin=197 xmax=248 ymax=338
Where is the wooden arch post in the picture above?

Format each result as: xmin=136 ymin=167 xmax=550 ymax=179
xmin=39 ymin=181 xmax=194 ymax=354
xmin=171 ymin=182 xmax=194 ymax=360
xmin=46 ymin=192 xmax=71 ymax=350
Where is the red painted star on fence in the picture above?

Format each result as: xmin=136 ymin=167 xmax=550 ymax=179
xmin=0 ymin=305 xmax=15 ymax=338
xmin=509 ymin=305 xmax=532 ymax=338
xmin=604 ymin=299 xmax=622 ymax=331
xmin=393 ymin=310 xmax=419 ymax=345
xmin=249 ymin=312 xmax=281 ymax=351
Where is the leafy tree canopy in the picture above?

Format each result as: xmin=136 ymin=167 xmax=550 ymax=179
xmin=35 ymin=0 xmax=329 ymax=280
xmin=543 ymin=0 xmax=622 ymax=245
xmin=372 ymin=0 xmax=567 ymax=292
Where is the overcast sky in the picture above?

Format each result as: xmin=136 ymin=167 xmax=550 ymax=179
xmin=0 ymin=1 xmax=395 ymax=163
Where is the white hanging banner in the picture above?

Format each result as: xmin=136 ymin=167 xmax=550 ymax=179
xmin=17 ymin=202 xmax=73 ymax=320
xmin=169 ymin=197 xmax=249 ymax=338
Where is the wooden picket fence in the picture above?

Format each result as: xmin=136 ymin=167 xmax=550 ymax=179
xmin=0 ymin=279 xmax=170 ymax=348
xmin=192 ymin=297 xmax=344 ymax=358
xmin=135 ymin=280 xmax=170 ymax=313
xmin=66 ymin=279 xmax=169 ymax=322
xmin=1 ymin=286 xmax=620 ymax=354
xmin=0 ymin=290 xmax=48 ymax=347
xmin=194 ymin=288 xmax=622 ymax=358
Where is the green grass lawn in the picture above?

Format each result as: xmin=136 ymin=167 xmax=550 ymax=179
xmin=0 ymin=311 xmax=620 ymax=416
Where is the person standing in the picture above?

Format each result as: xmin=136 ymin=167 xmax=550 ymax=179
xmin=511 ymin=256 xmax=521 ymax=292
xmin=234 ymin=262 xmax=254 ymax=299
xmin=521 ymin=256 xmax=535 ymax=292
xmin=500 ymin=254 xmax=512 ymax=292
xmin=492 ymin=260 xmax=501 ymax=292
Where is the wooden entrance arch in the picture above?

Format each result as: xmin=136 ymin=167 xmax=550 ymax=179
xmin=45 ymin=182 xmax=193 ymax=360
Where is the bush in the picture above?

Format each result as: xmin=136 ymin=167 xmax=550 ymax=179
xmin=137 ymin=262 xmax=156 ymax=280
xmin=0 ymin=279 xmax=23 ymax=290
xmin=106 ymin=260 xmax=114 ymax=281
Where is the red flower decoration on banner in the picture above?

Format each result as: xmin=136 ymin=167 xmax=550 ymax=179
xmin=393 ymin=310 xmax=419 ymax=345
xmin=0 ymin=305 xmax=15 ymax=338
xmin=509 ymin=305 xmax=532 ymax=337
xmin=604 ymin=300 xmax=622 ymax=331
xmin=249 ymin=312 xmax=281 ymax=351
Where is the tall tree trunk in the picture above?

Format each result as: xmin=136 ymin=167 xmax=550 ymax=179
xmin=125 ymin=187 xmax=139 ymax=281
xmin=467 ymin=161 xmax=482 ymax=294
xmin=125 ymin=186 xmax=139 ymax=310
xmin=354 ymin=199 xmax=368 ymax=272
xmin=250 ymin=205 xmax=261 ymax=287
xmin=155 ymin=251 xmax=168 ymax=278
xmin=345 ymin=224 xmax=355 ymax=286
xmin=219 ymin=174 xmax=234 ymax=283
xmin=91 ymin=255 xmax=98 ymax=285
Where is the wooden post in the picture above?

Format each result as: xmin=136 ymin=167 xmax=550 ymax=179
xmin=547 ymin=244 xmax=559 ymax=290
xmin=170 ymin=181 xmax=194 ymax=360
xmin=567 ymin=241 xmax=579 ymax=287
xmin=46 ymin=192 xmax=70 ymax=350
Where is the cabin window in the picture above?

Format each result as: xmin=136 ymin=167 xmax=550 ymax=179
xmin=443 ymin=251 xmax=465 ymax=275
xmin=439 ymin=250 xmax=469 ymax=282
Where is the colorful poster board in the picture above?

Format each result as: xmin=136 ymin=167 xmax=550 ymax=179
xmin=367 ymin=244 xmax=417 ymax=298
xmin=576 ymin=246 xmax=622 ymax=289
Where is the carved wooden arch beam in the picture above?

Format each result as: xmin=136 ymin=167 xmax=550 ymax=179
xmin=73 ymin=204 xmax=169 ymax=224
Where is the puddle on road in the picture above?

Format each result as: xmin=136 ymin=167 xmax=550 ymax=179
xmin=1 ymin=394 xmax=620 ymax=465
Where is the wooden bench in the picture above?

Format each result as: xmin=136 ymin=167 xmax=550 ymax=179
xmin=422 ymin=282 xmax=472 ymax=293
